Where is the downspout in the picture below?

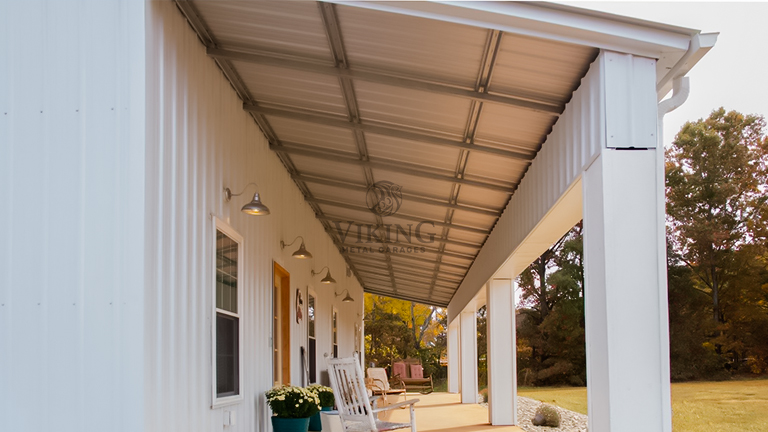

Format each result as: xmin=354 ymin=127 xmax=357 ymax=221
xmin=655 ymin=74 xmax=690 ymax=432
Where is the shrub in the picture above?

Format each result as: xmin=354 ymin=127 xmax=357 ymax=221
xmin=306 ymin=384 xmax=334 ymax=408
xmin=266 ymin=385 xmax=321 ymax=418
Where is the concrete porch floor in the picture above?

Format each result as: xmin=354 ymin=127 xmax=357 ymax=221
xmin=386 ymin=392 xmax=524 ymax=432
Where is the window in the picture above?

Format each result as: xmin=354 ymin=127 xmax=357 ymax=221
xmin=308 ymin=292 xmax=316 ymax=383
xmin=332 ymin=308 xmax=338 ymax=358
xmin=213 ymin=219 xmax=243 ymax=405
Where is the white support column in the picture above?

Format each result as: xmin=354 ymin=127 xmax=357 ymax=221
xmin=459 ymin=310 xmax=478 ymax=404
xmin=447 ymin=320 xmax=460 ymax=394
xmin=582 ymin=51 xmax=671 ymax=432
xmin=486 ymin=279 xmax=517 ymax=425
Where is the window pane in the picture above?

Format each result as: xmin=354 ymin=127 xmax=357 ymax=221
xmin=216 ymin=230 xmax=238 ymax=313
xmin=216 ymin=313 xmax=239 ymax=397
xmin=308 ymin=295 xmax=315 ymax=338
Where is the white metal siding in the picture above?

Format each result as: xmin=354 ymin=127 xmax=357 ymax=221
xmin=448 ymin=52 xmax=606 ymax=322
xmin=0 ymin=1 xmax=146 ymax=432
xmin=145 ymin=3 xmax=363 ymax=432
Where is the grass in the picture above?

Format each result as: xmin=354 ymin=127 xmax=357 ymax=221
xmin=518 ymin=379 xmax=768 ymax=432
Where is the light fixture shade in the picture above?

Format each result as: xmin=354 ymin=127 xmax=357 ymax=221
xmin=335 ymin=289 xmax=354 ymax=303
xmin=320 ymin=269 xmax=337 ymax=284
xmin=241 ymin=192 xmax=270 ymax=215
xmin=292 ymin=241 xmax=313 ymax=259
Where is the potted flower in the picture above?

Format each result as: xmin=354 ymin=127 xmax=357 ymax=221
xmin=266 ymin=385 xmax=321 ymax=432
xmin=306 ymin=384 xmax=335 ymax=431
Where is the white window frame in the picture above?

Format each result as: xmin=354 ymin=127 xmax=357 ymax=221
xmin=212 ymin=217 xmax=244 ymax=408
xmin=307 ymin=287 xmax=317 ymax=383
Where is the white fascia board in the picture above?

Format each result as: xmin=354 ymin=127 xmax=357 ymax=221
xmin=328 ymin=1 xmax=693 ymax=59
xmin=657 ymin=32 xmax=718 ymax=100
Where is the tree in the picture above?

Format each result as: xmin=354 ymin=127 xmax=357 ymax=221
xmin=515 ymin=224 xmax=586 ymax=386
xmin=363 ymin=293 xmax=446 ymax=378
xmin=666 ymin=108 xmax=768 ymax=323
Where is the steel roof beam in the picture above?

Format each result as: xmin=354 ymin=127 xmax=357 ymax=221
xmin=358 ymin=269 xmax=459 ymax=290
xmin=363 ymin=287 xmax=449 ymax=307
xmin=324 ymin=225 xmax=481 ymax=252
xmin=320 ymin=213 xmax=488 ymax=236
xmin=352 ymin=262 xmax=465 ymax=282
xmin=272 ymin=142 xmax=515 ymax=193
xmin=209 ymin=47 xmax=563 ymax=115
xmin=339 ymin=240 xmax=475 ymax=261
xmin=346 ymin=250 xmax=470 ymax=271
xmin=245 ymin=104 xmax=535 ymax=162
xmin=298 ymin=174 xmax=501 ymax=217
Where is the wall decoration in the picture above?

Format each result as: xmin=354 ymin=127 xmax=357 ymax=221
xmin=296 ymin=288 xmax=304 ymax=323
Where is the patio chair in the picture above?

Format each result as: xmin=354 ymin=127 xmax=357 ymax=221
xmin=327 ymin=354 xmax=419 ymax=432
xmin=391 ymin=359 xmax=433 ymax=394
xmin=366 ymin=367 xmax=406 ymax=398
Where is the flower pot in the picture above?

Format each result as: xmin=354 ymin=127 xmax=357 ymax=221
xmin=271 ymin=416 xmax=310 ymax=432
xmin=309 ymin=407 xmax=333 ymax=431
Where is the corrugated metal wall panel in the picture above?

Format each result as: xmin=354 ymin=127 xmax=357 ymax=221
xmin=0 ymin=1 xmax=146 ymax=431
xmin=448 ymin=53 xmax=606 ymax=321
xmin=145 ymin=3 xmax=363 ymax=432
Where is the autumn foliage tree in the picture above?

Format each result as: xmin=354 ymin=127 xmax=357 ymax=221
xmin=364 ymin=294 xmax=446 ymax=379
xmin=666 ymin=108 xmax=768 ymax=375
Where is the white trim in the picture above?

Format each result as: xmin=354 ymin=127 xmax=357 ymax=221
xmin=211 ymin=217 xmax=245 ymax=408
xmin=328 ymin=1 xmax=698 ymax=66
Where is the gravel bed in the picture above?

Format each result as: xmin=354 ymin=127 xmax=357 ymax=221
xmin=481 ymin=396 xmax=588 ymax=432
xmin=516 ymin=396 xmax=588 ymax=432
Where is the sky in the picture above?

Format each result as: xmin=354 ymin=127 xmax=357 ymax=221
xmin=561 ymin=1 xmax=768 ymax=147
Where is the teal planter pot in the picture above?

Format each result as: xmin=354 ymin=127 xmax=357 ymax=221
xmin=309 ymin=407 xmax=333 ymax=431
xmin=271 ymin=416 xmax=310 ymax=432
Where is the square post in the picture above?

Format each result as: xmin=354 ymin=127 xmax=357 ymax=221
xmin=447 ymin=320 xmax=460 ymax=394
xmin=459 ymin=309 xmax=478 ymax=404
xmin=486 ymin=279 xmax=516 ymax=425
xmin=582 ymin=51 xmax=671 ymax=432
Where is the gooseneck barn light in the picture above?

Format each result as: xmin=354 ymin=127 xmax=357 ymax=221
xmin=281 ymin=236 xmax=312 ymax=259
xmin=335 ymin=289 xmax=354 ymax=303
xmin=224 ymin=183 xmax=270 ymax=215
xmin=311 ymin=266 xmax=337 ymax=284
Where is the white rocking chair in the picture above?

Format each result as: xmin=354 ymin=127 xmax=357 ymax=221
xmin=326 ymin=354 xmax=419 ymax=432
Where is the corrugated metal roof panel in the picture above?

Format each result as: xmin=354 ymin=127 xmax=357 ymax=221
xmin=449 ymin=210 xmax=497 ymax=229
xmin=356 ymin=81 xmax=471 ymax=137
xmin=396 ymin=200 xmax=450 ymax=222
xmin=336 ymin=4 xmax=487 ymax=86
xmin=289 ymin=155 xmax=368 ymax=184
xmin=365 ymin=134 xmax=461 ymax=173
xmin=268 ymin=118 xmax=358 ymax=153
xmin=491 ymin=34 xmax=597 ymax=100
xmin=473 ymin=104 xmax=554 ymax=150
xmin=457 ymin=185 xmax=510 ymax=209
xmin=464 ymin=152 xmax=529 ymax=184
xmin=305 ymin=183 xmax=368 ymax=205
xmin=235 ymin=62 xmax=348 ymax=116
xmin=371 ymin=170 xmax=454 ymax=200
xmin=193 ymin=1 xmax=331 ymax=61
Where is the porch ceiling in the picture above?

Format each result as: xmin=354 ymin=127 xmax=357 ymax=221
xmin=173 ymin=1 xmax=667 ymax=307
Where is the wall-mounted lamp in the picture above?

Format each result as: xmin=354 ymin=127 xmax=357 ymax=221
xmin=281 ymin=236 xmax=312 ymax=259
xmin=311 ymin=266 xmax=337 ymax=284
xmin=335 ymin=289 xmax=354 ymax=303
xmin=224 ymin=183 xmax=270 ymax=215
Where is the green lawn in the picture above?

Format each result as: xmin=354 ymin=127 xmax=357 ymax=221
xmin=519 ymin=379 xmax=768 ymax=432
